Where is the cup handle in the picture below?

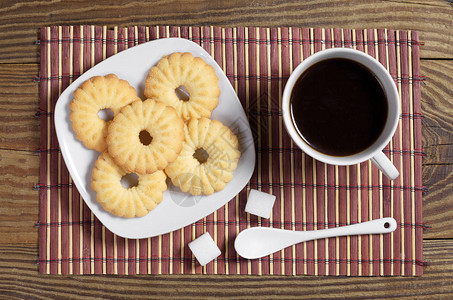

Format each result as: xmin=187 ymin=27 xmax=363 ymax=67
xmin=371 ymin=151 xmax=399 ymax=180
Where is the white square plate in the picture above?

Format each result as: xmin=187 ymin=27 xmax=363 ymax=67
xmin=54 ymin=38 xmax=255 ymax=239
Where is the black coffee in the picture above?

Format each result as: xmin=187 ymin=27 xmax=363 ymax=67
xmin=290 ymin=58 xmax=388 ymax=156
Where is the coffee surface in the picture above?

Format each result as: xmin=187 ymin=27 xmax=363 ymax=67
xmin=290 ymin=58 xmax=388 ymax=156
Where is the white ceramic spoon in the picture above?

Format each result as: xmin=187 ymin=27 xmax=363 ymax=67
xmin=234 ymin=217 xmax=397 ymax=259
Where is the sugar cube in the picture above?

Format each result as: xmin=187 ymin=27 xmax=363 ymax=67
xmin=188 ymin=232 xmax=221 ymax=266
xmin=244 ymin=189 xmax=276 ymax=219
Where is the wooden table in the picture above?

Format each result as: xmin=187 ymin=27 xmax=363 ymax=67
xmin=1 ymin=0 xmax=452 ymax=298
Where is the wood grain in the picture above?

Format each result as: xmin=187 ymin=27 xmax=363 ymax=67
xmin=420 ymin=60 xmax=453 ymax=239
xmin=0 ymin=149 xmax=39 ymax=244
xmin=0 ymin=240 xmax=451 ymax=298
xmin=0 ymin=64 xmax=40 ymax=244
xmin=0 ymin=64 xmax=39 ymax=151
xmin=423 ymin=164 xmax=453 ymax=239
xmin=421 ymin=60 xmax=453 ymax=156
xmin=0 ymin=0 xmax=452 ymax=63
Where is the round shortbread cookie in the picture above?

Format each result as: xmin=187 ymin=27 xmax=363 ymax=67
xmin=91 ymin=152 xmax=167 ymax=218
xmin=107 ymin=98 xmax=184 ymax=175
xmin=144 ymin=52 xmax=220 ymax=122
xmin=69 ymin=74 xmax=140 ymax=152
xmin=165 ymin=117 xmax=241 ymax=196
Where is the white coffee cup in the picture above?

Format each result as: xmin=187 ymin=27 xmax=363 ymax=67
xmin=282 ymin=48 xmax=399 ymax=180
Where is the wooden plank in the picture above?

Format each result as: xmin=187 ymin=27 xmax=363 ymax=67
xmin=0 ymin=0 xmax=452 ymax=63
xmin=0 ymin=64 xmax=38 ymax=248
xmin=423 ymin=164 xmax=453 ymax=239
xmin=0 ymin=149 xmax=39 ymax=244
xmin=0 ymin=64 xmax=39 ymax=151
xmin=419 ymin=60 xmax=453 ymax=239
xmin=0 ymin=240 xmax=451 ymax=298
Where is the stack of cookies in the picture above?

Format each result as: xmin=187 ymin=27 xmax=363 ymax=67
xmin=69 ymin=52 xmax=241 ymax=218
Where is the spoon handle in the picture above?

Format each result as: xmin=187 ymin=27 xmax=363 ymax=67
xmin=300 ymin=217 xmax=397 ymax=241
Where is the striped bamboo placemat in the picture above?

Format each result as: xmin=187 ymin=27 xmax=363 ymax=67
xmin=37 ymin=25 xmax=425 ymax=276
